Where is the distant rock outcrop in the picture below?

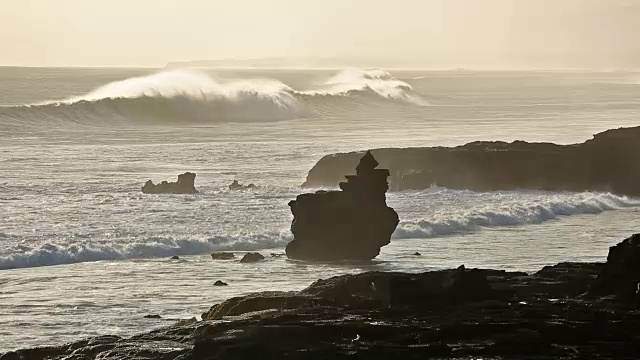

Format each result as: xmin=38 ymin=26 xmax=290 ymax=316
xmin=302 ymin=126 xmax=640 ymax=196
xmin=286 ymin=151 xmax=399 ymax=261
xmin=142 ymin=172 xmax=198 ymax=194
xmin=228 ymin=180 xmax=257 ymax=191
xmin=210 ymin=252 xmax=235 ymax=260
xmin=240 ymin=253 xmax=265 ymax=263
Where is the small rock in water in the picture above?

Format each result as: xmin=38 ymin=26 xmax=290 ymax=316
xmin=170 ymin=255 xmax=180 ymax=260
xmin=143 ymin=314 xmax=161 ymax=319
xmin=214 ymin=280 xmax=228 ymax=286
xmin=229 ymin=180 xmax=258 ymax=191
xmin=240 ymin=252 xmax=265 ymax=263
xmin=413 ymin=252 xmax=421 ymax=256
xmin=141 ymin=172 xmax=198 ymax=194
xmin=211 ymin=252 xmax=235 ymax=260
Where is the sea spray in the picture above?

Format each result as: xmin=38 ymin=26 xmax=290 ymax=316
xmin=0 ymin=69 xmax=426 ymax=127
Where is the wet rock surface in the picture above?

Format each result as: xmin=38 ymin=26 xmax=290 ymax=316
xmin=141 ymin=172 xmax=198 ymax=194
xmin=5 ymin=234 xmax=640 ymax=360
xmin=286 ymin=151 xmax=399 ymax=261
xmin=303 ymin=126 xmax=640 ymax=196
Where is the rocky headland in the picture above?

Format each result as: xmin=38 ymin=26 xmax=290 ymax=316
xmin=3 ymin=234 xmax=640 ymax=359
xmin=286 ymin=151 xmax=399 ymax=261
xmin=302 ymin=126 xmax=640 ymax=196
xmin=142 ymin=172 xmax=198 ymax=194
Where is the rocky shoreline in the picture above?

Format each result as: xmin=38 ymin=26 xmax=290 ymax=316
xmin=303 ymin=126 xmax=640 ymax=196
xmin=3 ymin=234 xmax=640 ymax=359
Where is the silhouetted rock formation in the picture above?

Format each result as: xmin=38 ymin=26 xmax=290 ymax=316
xmin=8 ymin=235 xmax=640 ymax=360
xmin=213 ymin=280 xmax=228 ymax=287
xmin=228 ymin=180 xmax=257 ymax=191
xmin=142 ymin=172 xmax=198 ymax=194
xmin=590 ymin=233 xmax=640 ymax=301
xmin=303 ymin=126 xmax=640 ymax=196
xmin=286 ymin=151 xmax=399 ymax=261
xmin=240 ymin=252 xmax=265 ymax=263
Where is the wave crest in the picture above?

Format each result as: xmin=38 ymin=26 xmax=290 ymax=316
xmin=0 ymin=232 xmax=291 ymax=270
xmin=394 ymin=191 xmax=640 ymax=239
xmin=301 ymin=69 xmax=427 ymax=105
xmin=0 ymin=69 xmax=426 ymax=126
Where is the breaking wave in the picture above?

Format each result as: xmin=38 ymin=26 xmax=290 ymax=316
xmin=0 ymin=232 xmax=291 ymax=270
xmin=300 ymin=69 xmax=427 ymax=105
xmin=2 ymin=190 xmax=638 ymax=270
xmin=0 ymin=69 xmax=425 ymax=127
xmin=393 ymin=191 xmax=640 ymax=239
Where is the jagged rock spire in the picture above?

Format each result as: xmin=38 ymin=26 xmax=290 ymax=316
xmin=356 ymin=150 xmax=379 ymax=175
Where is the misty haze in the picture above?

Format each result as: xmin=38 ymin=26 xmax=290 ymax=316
xmin=1 ymin=1 xmax=640 ymax=359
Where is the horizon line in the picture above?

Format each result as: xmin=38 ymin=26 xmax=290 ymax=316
xmin=0 ymin=64 xmax=638 ymax=72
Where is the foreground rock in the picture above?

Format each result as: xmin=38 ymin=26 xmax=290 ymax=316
xmin=590 ymin=233 xmax=640 ymax=301
xmin=286 ymin=151 xmax=399 ymax=261
xmin=303 ymin=126 xmax=640 ymax=196
xmin=142 ymin=172 xmax=198 ymax=194
xmin=6 ymin=235 xmax=640 ymax=359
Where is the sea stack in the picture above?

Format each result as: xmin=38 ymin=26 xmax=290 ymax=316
xmin=286 ymin=151 xmax=399 ymax=261
xmin=141 ymin=172 xmax=198 ymax=194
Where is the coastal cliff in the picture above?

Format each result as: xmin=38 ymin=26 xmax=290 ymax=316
xmin=303 ymin=126 xmax=640 ymax=196
xmin=3 ymin=234 xmax=640 ymax=359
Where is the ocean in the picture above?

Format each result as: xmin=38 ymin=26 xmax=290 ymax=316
xmin=1 ymin=67 xmax=639 ymax=350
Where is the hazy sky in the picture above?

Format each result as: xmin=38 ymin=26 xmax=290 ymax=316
xmin=2 ymin=0 xmax=639 ymax=68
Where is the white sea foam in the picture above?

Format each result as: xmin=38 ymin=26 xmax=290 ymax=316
xmin=2 ymin=190 xmax=637 ymax=270
xmin=0 ymin=232 xmax=291 ymax=270
xmin=301 ymin=69 xmax=427 ymax=105
xmin=393 ymin=191 xmax=640 ymax=239
xmin=0 ymin=69 xmax=426 ymax=126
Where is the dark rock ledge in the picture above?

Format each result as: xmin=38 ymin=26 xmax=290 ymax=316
xmin=303 ymin=126 xmax=640 ymax=196
xmin=3 ymin=234 xmax=640 ymax=360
